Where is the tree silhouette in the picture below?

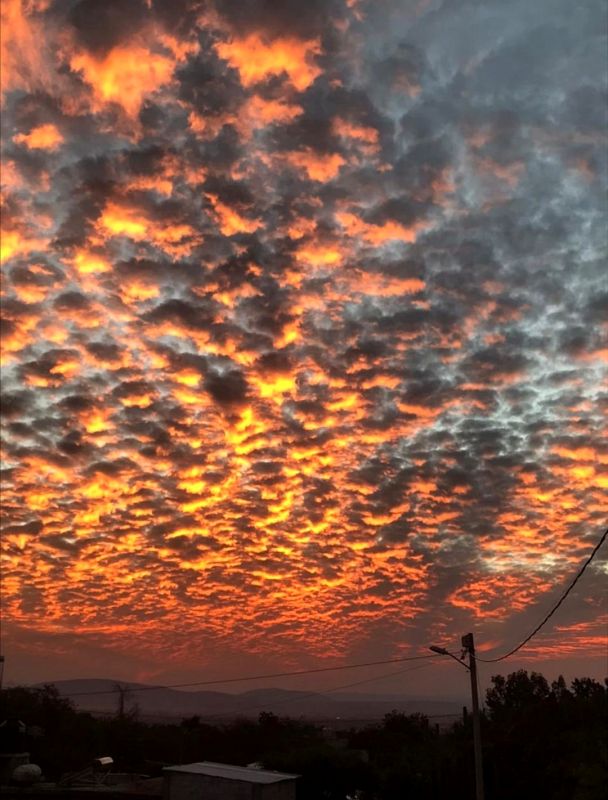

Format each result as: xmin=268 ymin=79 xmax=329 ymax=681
xmin=1 ymin=672 xmax=605 ymax=798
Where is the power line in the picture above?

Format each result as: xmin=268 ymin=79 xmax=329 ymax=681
xmin=203 ymin=660 xmax=438 ymax=721
xmin=78 ymin=662 xmax=458 ymax=723
xmin=475 ymin=526 xmax=607 ymax=663
xmin=60 ymin=653 xmax=443 ymax=698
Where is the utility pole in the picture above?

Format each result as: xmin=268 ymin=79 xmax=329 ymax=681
xmin=114 ymin=683 xmax=128 ymax=718
xmin=461 ymin=633 xmax=484 ymax=800
xmin=430 ymin=635 xmax=485 ymax=800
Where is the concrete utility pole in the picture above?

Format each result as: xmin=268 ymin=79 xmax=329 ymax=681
xmin=461 ymin=633 xmax=484 ymax=800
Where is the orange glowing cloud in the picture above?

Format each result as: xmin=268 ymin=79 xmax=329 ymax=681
xmin=13 ymin=123 xmax=63 ymax=150
xmin=332 ymin=117 xmax=380 ymax=154
xmin=295 ymin=241 xmax=345 ymax=268
xmin=11 ymin=283 xmax=49 ymax=304
xmin=99 ymin=203 xmax=148 ymax=238
xmin=98 ymin=201 xmax=199 ymax=256
xmin=578 ymin=348 xmax=608 ymax=364
xmin=72 ymin=250 xmax=111 ymax=275
xmin=285 ymin=149 xmax=346 ymax=181
xmin=153 ymin=224 xmax=200 ymax=257
xmin=206 ymin=194 xmax=262 ymax=236
xmin=120 ymin=280 xmax=161 ymax=305
xmin=215 ymin=33 xmax=322 ymax=91
xmin=233 ymin=94 xmax=304 ymax=136
xmin=336 ymin=210 xmax=427 ymax=245
xmin=285 ymin=216 xmax=317 ymax=240
xmin=125 ymin=175 xmax=174 ymax=197
xmin=0 ymin=0 xmax=53 ymax=99
xmin=70 ymin=45 xmax=175 ymax=117
xmin=553 ymin=446 xmax=607 ymax=464
xmin=157 ymin=33 xmax=199 ymax=63
xmin=352 ymin=273 xmax=426 ymax=297
xmin=0 ymin=228 xmax=46 ymax=263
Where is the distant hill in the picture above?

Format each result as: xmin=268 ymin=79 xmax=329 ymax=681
xmin=35 ymin=679 xmax=462 ymax=723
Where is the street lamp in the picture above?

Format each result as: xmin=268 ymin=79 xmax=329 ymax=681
xmin=429 ymin=645 xmax=469 ymax=669
xmin=430 ymin=634 xmax=484 ymax=800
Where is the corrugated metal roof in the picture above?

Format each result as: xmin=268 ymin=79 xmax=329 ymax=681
xmin=163 ymin=761 xmax=298 ymax=784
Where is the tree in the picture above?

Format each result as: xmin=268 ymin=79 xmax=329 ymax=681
xmin=571 ymin=677 xmax=606 ymax=702
xmin=485 ymin=669 xmax=551 ymax=717
xmin=481 ymin=671 xmax=607 ymax=800
xmin=0 ymin=685 xmax=101 ymax=778
xmin=551 ymin=674 xmax=571 ymax=702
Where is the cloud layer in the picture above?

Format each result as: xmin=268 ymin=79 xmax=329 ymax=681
xmin=1 ymin=0 xmax=606 ymax=682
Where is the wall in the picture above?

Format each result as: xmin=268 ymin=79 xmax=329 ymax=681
xmin=254 ymin=781 xmax=296 ymax=800
xmin=163 ymin=773 xmax=297 ymax=800
xmin=164 ymin=772 xmax=251 ymax=800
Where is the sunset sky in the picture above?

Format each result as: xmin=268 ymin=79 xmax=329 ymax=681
xmin=1 ymin=0 xmax=606 ymax=696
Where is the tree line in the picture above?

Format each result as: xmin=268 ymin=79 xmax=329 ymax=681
xmin=1 ymin=670 xmax=606 ymax=799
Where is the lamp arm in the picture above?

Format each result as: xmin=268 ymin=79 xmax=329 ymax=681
xmin=447 ymin=651 xmax=470 ymax=671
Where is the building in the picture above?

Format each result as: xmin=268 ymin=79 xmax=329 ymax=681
xmin=162 ymin=762 xmax=298 ymax=800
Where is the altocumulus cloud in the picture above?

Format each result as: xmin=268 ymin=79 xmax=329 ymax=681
xmin=0 ymin=0 xmax=606 ymax=681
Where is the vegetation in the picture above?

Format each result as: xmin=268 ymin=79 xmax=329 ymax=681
xmin=1 ymin=671 xmax=606 ymax=799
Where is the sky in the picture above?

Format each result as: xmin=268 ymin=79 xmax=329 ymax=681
xmin=1 ymin=0 xmax=607 ymax=697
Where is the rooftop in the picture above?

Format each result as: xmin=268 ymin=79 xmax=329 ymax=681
xmin=163 ymin=762 xmax=298 ymax=784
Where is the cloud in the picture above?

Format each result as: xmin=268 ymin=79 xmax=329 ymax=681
xmin=215 ymin=34 xmax=322 ymax=92
xmin=1 ymin=0 xmax=606 ymax=684
xmin=13 ymin=123 xmax=64 ymax=150
xmin=68 ymin=0 xmax=150 ymax=56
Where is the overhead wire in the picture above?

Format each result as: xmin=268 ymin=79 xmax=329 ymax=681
xmin=474 ymin=526 xmax=607 ymax=663
xmin=68 ymin=661 xmax=456 ymax=723
xmin=203 ymin=660 xmax=439 ymax=720
xmin=60 ymin=652 xmax=443 ymax=698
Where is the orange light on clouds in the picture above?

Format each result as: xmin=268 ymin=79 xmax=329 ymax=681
xmin=153 ymin=223 xmax=200 ymax=257
xmin=98 ymin=201 xmax=199 ymax=256
xmin=0 ymin=0 xmax=50 ymax=98
xmin=13 ymin=123 xmax=63 ymax=150
xmin=2 ymin=0 xmax=606 ymax=684
xmin=12 ymin=283 xmax=49 ymax=304
xmin=286 ymin=215 xmax=317 ymax=240
xmin=242 ymin=94 xmax=304 ymax=128
xmin=553 ymin=446 xmax=607 ymax=464
xmin=125 ymin=175 xmax=174 ymax=197
xmin=120 ymin=280 xmax=161 ymax=304
xmin=252 ymin=373 xmax=297 ymax=400
xmin=0 ymin=228 xmax=46 ymax=262
xmin=215 ymin=33 xmax=322 ymax=91
xmin=336 ymin=210 xmax=427 ymax=245
xmin=70 ymin=45 xmax=175 ymax=117
xmin=99 ymin=203 xmax=148 ymax=238
xmin=332 ymin=117 xmax=380 ymax=155
xmin=206 ymin=194 xmax=262 ymax=236
xmin=332 ymin=117 xmax=379 ymax=145
xmin=295 ymin=241 xmax=344 ymax=267
xmin=285 ymin=149 xmax=346 ymax=181
xmin=353 ymin=273 xmax=426 ymax=297
xmin=73 ymin=250 xmax=112 ymax=274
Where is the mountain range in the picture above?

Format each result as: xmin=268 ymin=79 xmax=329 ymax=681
xmin=39 ymin=679 xmax=463 ymax=723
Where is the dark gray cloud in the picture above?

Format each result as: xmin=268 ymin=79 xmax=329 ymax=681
xmin=68 ymin=0 xmax=150 ymax=54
